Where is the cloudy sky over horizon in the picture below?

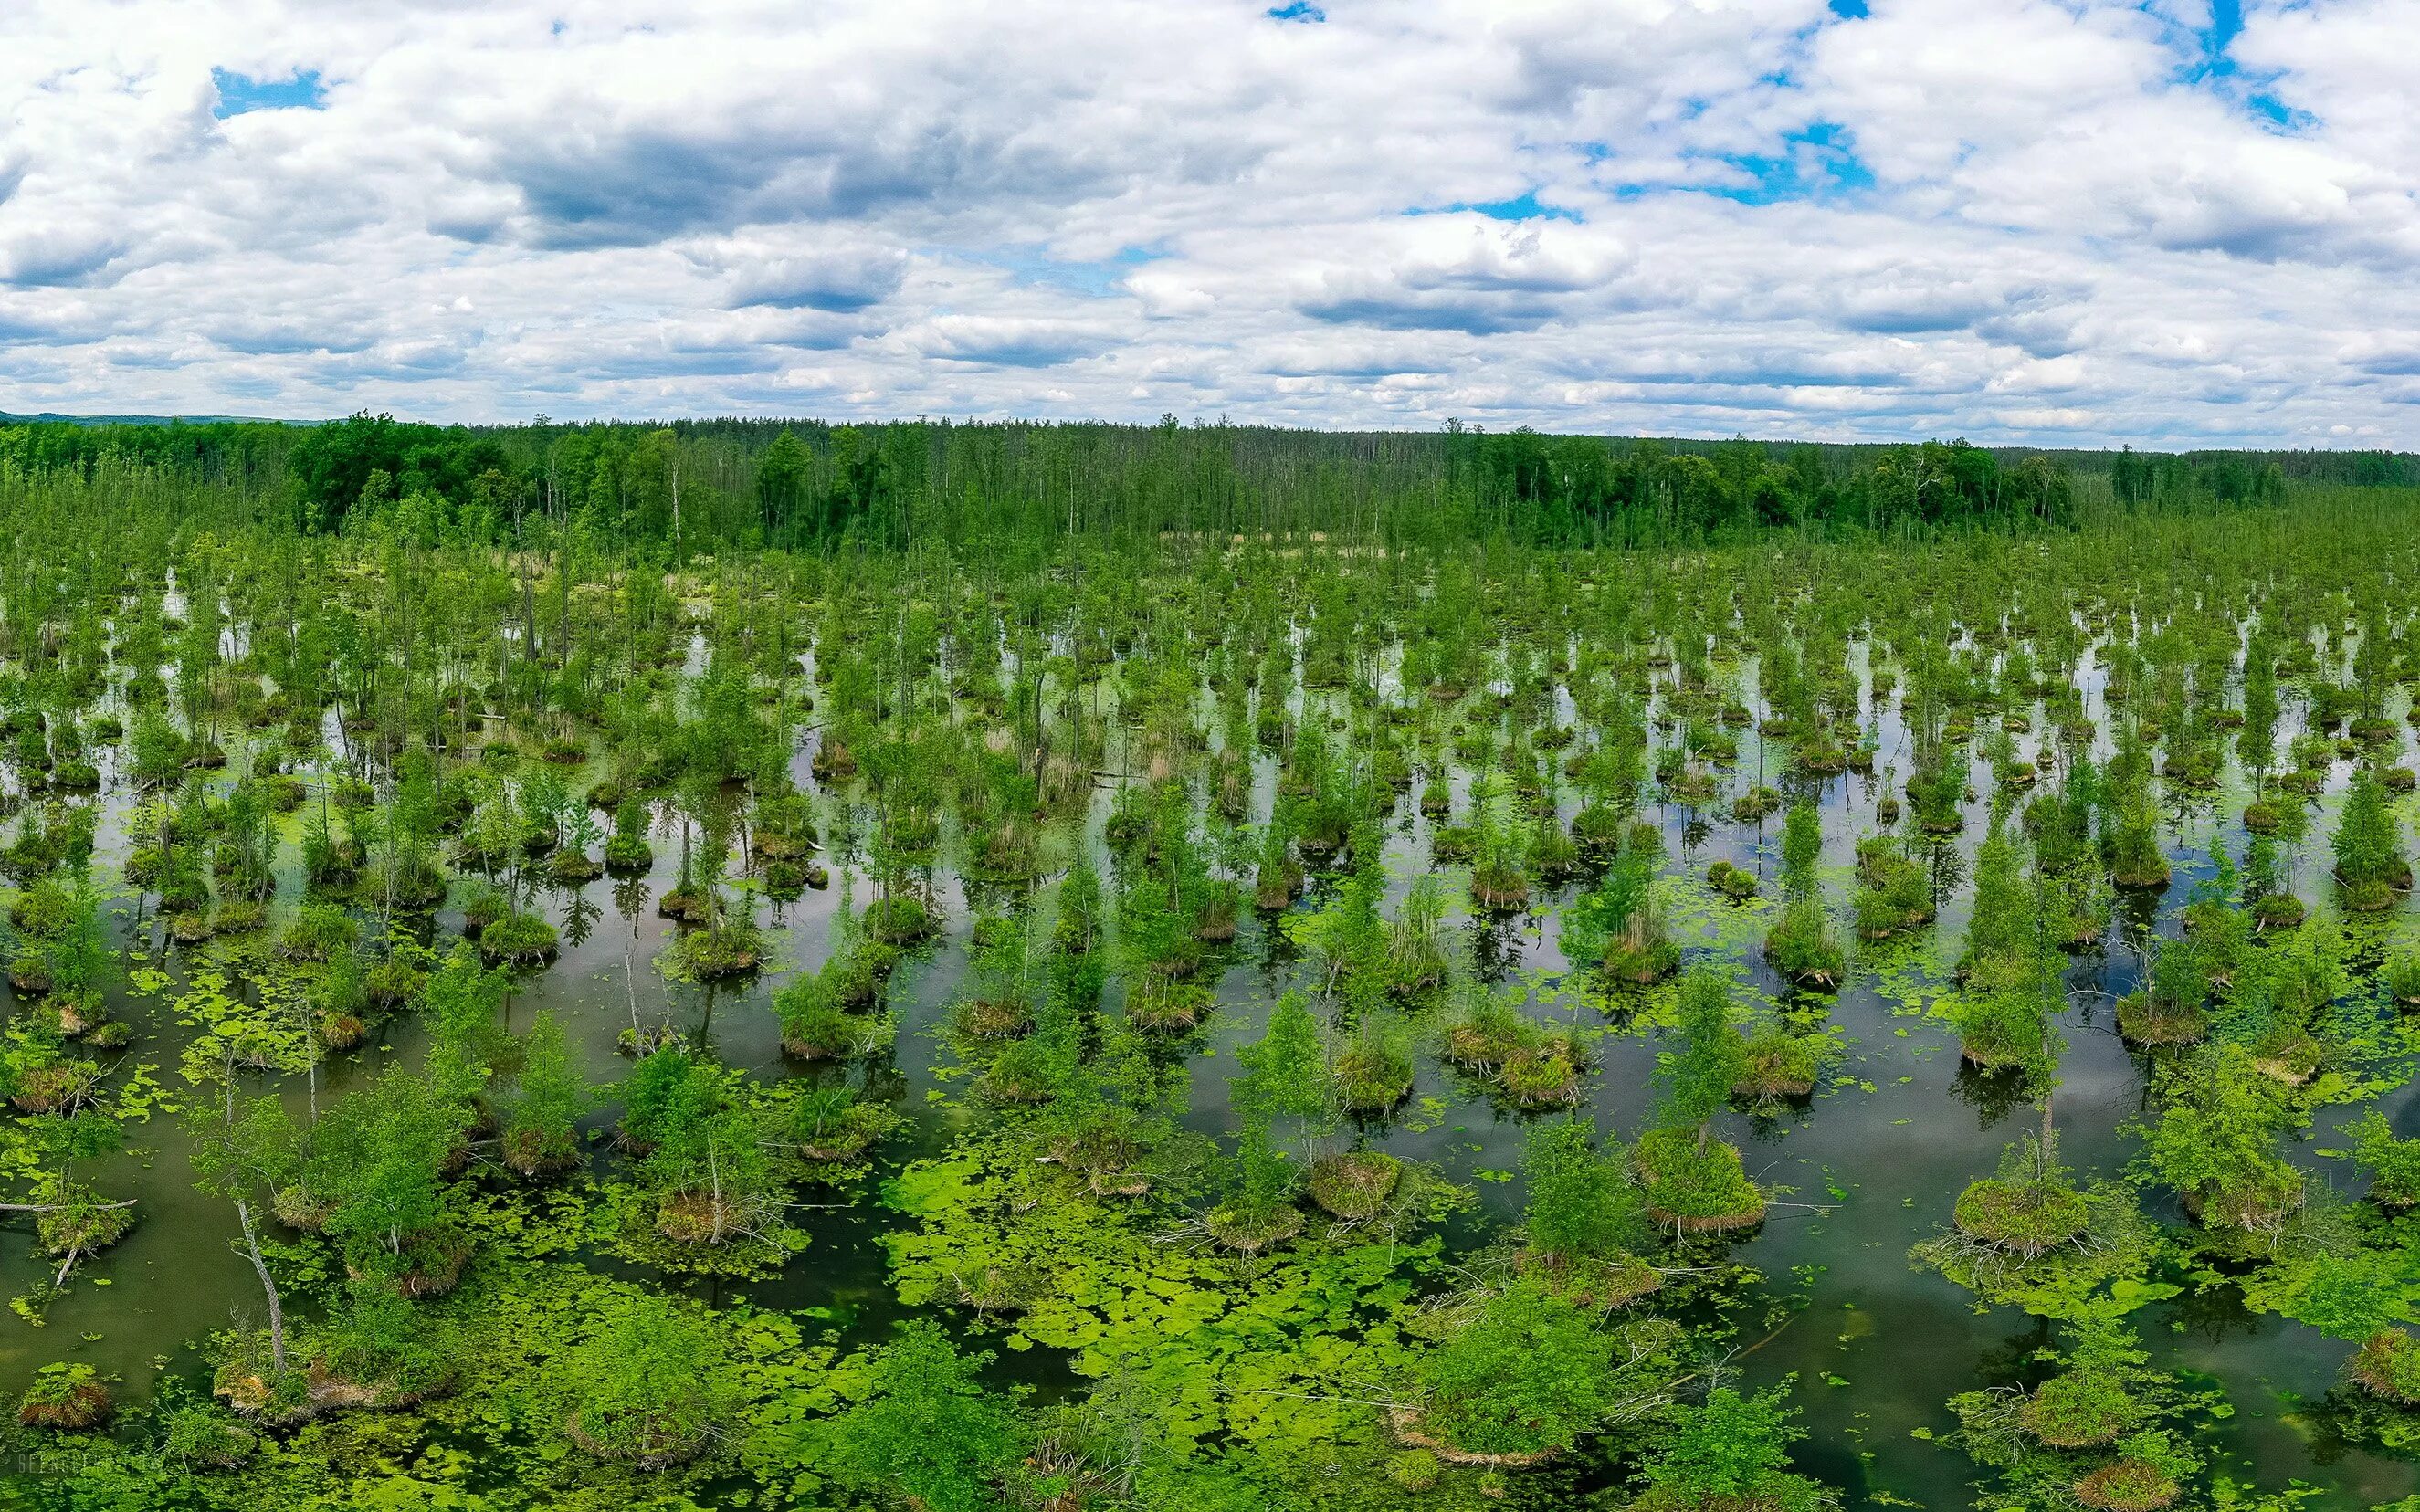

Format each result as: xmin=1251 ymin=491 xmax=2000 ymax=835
xmin=3 ymin=0 xmax=2416 ymax=446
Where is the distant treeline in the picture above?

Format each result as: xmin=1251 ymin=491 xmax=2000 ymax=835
xmin=0 ymin=411 xmax=2407 ymax=553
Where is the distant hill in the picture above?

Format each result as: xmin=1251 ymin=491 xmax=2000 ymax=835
xmin=0 ymin=411 xmax=287 ymax=426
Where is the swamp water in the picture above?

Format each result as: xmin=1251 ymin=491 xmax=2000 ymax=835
xmin=4 ymin=646 xmax=2416 ymax=1511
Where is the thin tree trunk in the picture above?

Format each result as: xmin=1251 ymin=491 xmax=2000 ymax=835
xmin=235 ymin=1197 xmax=288 ymax=1375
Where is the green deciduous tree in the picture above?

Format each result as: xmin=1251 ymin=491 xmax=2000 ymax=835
xmin=825 ymin=1320 xmax=1026 ymax=1512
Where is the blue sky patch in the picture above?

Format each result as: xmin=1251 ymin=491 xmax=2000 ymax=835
xmin=2245 ymin=92 xmax=2317 ymax=131
xmin=210 ymin=68 xmax=326 ymax=119
xmin=1704 ymin=122 xmax=1873 ymax=205
xmin=1406 ymin=190 xmax=1580 ymax=224
xmin=2156 ymin=1 xmax=2312 ymax=131
xmin=955 ymin=245 xmax=1164 ymax=299
xmin=2171 ymin=0 xmax=2243 ymax=84
xmin=1267 ymin=3 xmax=1325 ymax=21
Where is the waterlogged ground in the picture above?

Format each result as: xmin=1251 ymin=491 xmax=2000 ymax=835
xmin=9 ymin=623 xmax=2420 ymax=1510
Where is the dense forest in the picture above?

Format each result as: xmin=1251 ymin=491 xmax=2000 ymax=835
xmin=2 ymin=412 xmax=2404 ymax=553
xmin=0 ymin=424 xmax=2416 ymax=1510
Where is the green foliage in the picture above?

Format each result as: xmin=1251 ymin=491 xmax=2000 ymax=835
xmin=2141 ymin=1044 xmax=2304 ymax=1237
xmin=565 ymin=1293 xmax=734 ymax=1465
xmin=824 ymin=1320 xmax=1026 ymax=1512
xmin=320 ymin=1280 xmax=457 ymax=1402
xmin=1416 ymin=1277 xmax=1676 ymax=1458
xmin=1562 ymin=833 xmax=1675 ymax=982
xmin=1780 ymin=801 xmax=1822 ymax=900
xmin=2352 ymin=1110 xmax=2420 ymax=1210
xmin=1520 ymin=1116 xmax=1644 ymax=1265
xmin=1238 ymin=989 xmax=1333 ymax=1140
xmin=2333 ymin=766 xmax=2409 ymax=905
xmin=187 ymin=1093 xmax=298 ymax=1202
xmin=1657 ymin=969 xmax=1745 ymax=1136
xmin=313 ymin=1066 xmax=472 ymax=1279
xmin=501 ymin=1012 xmax=588 ymax=1174
xmin=1632 ymin=1383 xmax=1834 ymax=1512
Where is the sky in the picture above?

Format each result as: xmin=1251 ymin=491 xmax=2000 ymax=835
xmin=1 ymin=0 xmax=2415 ymax=446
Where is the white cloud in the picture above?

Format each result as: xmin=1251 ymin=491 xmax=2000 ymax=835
xmin=0 ymin=0 xmax=2411 ymax=444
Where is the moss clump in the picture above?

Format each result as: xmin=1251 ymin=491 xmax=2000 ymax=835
xmin=1762 ymin=903 xmax=1843 ymax=990
xmin=1444 ymin=1009 xmax=1526 ymax=1075
xmin=315 ymin=1012 xmax=367 ymax=1051
xmin=1730 ymin=786 xmax=1782 ymax=823
xmin=1128 ymin=979 xmax=1211 ymax=1032
xmin=957 ymin=995 xmax=1033 ymax=1039
xmin=1205 ymin=1201 xmax=1304 ymax=1254
xmin=1600 ymin=918 xmax=1680 ymax=984
xmin=270 ymin=1185 xmax=333 ymax=1231
xmin=1306 ymin=1151 xmax=1400 ymax=1220
xmin=655 ymin=1191 xmax=755 ymax=1246
xmin=778 ymin=991 xmax=880 ymax=1060
xmin=37 ymin=1198 xmax=135 ymax=1259
xmin=1663 ymin=765 xmax=1719 ymax=803
xmin=2110 ymin=856 xmax=2172 ymax=892
xmin=162 ymin=1404 xmax=257 ymax=1466
xmin=347 ymin=1228 xmax=472 ymax=1300
xmin=1499 ymin=1035 xmax=1584 ymax=1107
xmin=1521 ymin=1249 xmax=1663 ymax=1308
xmin=1468 ymin=866 xmax=1531 ymax=914
xmin=1333 ymin=1037 xmax=1415 ymax=1114
xmin=1853 ymin=839 xmax=1934 ymax=940
xmin=10 ymin=1062 xmax=92 ymax=1115
xmin=2382 ymin=953 xmax=2420 ymax=1008
xmin=1570 ymin=803 xmax=1623 ymax=857
xmin=1706 ymin=860 xmax=1757 ymax=899
xmin=795 ymin=1100 xmax=894 ymax=1163
xmin=363 ymin=958 xmax=426 ymax=1008
xmin=48 ymin=991 xmax=100 ymax=1037
xmin=502 ymin=1124 xmax=581 ymax=1178
xmin=1634 ymin=1127 xmax=1765 ymax=1233
xmin=2350 ymin=1330 xmax=2420 ymax=1403
xmin=863 ymin=894 xmax=936 ymax=944
xmin=2021 ymin=1370 xmax=2136 ymax=1447
xmin=1732 ymin=1025 xmax=1823 ymax=1099
xmin=2073 ymin=1456 xmax=2179 ymax=1512
xmin=7 ymin=947 xmax=53 ymax=995
xmin=2115 ymin=992 xmax=2205 ymax=1047
xmin=2341 ymin=877 xmax=2400 ymax=913
xmin=477 ymin=911 xmax=560 ymax=966
xmin=1253 ymin=857 xmax=1305 ymax=910
xmin=214 ymin=899 xmax=268 ymax=934
xmin=809 ymin=737 xmax=858 ymax=782
xmin=2250 ymin=891 xmax=2305 ymax=929
xmin=2189 ymin=1164 xmax=2304 ymax=1235
xmin=563 ymin=1407 xmax=707 ymax=1471
xmin=1952 ymin=1176 xmax=2089 ymax=1257
xmin=16 ymin=1364 xmax=110 ymax=1430
xmin=1385 ymin=1448 xmax=1441 ymax=1491
xmin=672 ymin=923 xmax=763 ymax=981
